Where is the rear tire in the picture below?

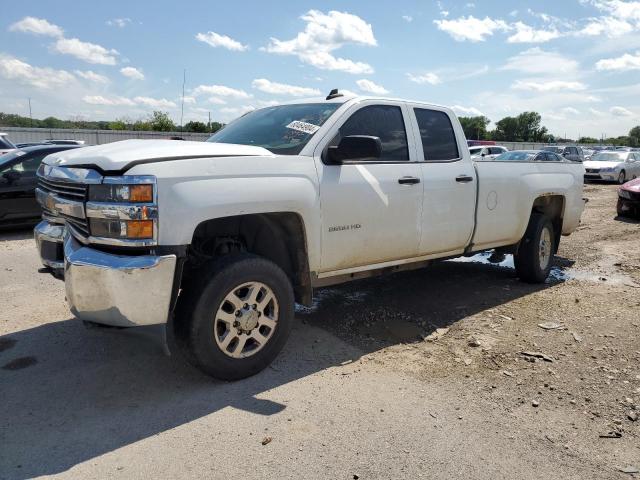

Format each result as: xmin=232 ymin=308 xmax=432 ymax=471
xmin=514 ymin=213 xmax=555 ymax=284
xmin=175 ymin=254 xmax=294 ymax=380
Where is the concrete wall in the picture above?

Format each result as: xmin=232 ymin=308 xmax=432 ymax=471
xmin=2 ymin=127 xmax=593 ymax=150
xmin=2 ymin=127 xmax=210 ymax=145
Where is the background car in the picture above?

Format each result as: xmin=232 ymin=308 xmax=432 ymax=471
xmin=584 ymin=151 xmax=640 ymax=184
xmin=0 ymin=144 xmax=82 ymax=228
xmin=493 ymin=150 xmax=566 ymax=162
xmin=45 ymin=139 xmax=86 ymax=145
xmin=469 ymin=145 xmax=509 ymax=160
xmin=542 ymin=145 xmax=585 ymax=162
xmin=0 ymin=133 xmax=17 ymax=155
xmin=617 ymin=177 xmax=640 ymax=218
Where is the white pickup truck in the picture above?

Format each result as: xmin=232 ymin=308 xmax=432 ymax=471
xmin=34 ymin=92 xmax=586 ymax=379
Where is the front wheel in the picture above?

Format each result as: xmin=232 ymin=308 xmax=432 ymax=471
xmin=618 ymin=170 xmax=626 ymax=184
xmin=175 ymin=254 xmax=294 ymax=380
xmin=514 ymin=213 xmax=555 ymax=283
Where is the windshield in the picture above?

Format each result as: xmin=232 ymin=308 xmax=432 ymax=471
xmin=207 ymin=103 xmax=342 ymax=155
xmin=469 ymin=147 xmax=483 ymax=155
xmin=0 ymin=136 xmax=16 ymax=150
xmin=542 ymin=146 xmax=562 ymax=153
xmin=591 ymin=152 xmax=626 ymax=162
xmin=495 ymin=151 xmax=536 ymax=161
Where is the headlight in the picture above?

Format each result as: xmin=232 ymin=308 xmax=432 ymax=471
xmin=619 ymin=189 xmax=632 ymax=199
xmin=600 ymin=167 xmax=614 ymax=172
xmin=88 ymin=184 xmax=153 ymax=202
xmin=86 ymin=176 xmax=157 ymax=244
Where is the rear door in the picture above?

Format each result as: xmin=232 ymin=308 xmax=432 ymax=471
xmin=315 ymin=101 xmax=423 ymax=272
xmin=408 ymin=106 xmax=476 ymax=255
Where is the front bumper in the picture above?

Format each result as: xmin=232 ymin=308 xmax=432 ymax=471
xmin=35 ymin=220 xmax=177 ymax=327
xmin=584 ymin=171 xmax=617 ymax=181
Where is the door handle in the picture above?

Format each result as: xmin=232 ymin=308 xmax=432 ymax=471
xmin=398 ymin=176 xmax=421 ymax=185
xmin=455 ymin=175 xmax=474 ymax=183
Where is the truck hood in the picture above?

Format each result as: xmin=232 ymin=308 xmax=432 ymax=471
xmin=583 ymin=160 xmax=622 ymax=169
xmin=43 ymin=139 xmax=273 ymax=172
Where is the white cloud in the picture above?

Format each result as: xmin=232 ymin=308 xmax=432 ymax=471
xmin=192 ymin=84 xmax=251 ymax=98
xmin=507 ymin=22 xmax=562 ymax=43
xmin=402 ymin=15 xmax=413 ymax=22
xmin=120 ymin=66 xmax=144 ymax=80
xmin=610 ymin=106 xmax=633 ymax=116
xmin=9 ymin=16 xmax=63 ymax=37
xmin=452 ymin=105 xmax=484 ymax=116
xmin=207 ymin=97 xmax=227 ymax=105
xmin=251 ymin=78 xmax=321 ymax=96
xmin=578 ymin=15 xmax=634 ymax=37
xmin=562 ymin=107 xmax=580 ymax=115
xmin=74 ymin=70 xmax=109 ymax=84
xmin=589 ymin=107 xmax=606 ymax=116
xmin=596 ymin=51 xmax=640 ymax=70
xmin=82 ymin=95 xmax=176 ymax=108
xmin=0 ymin=54 xmax=74 ymax=89
xmin=263 ymin=10 xmax=377 ymax=74
xmin=82 ymin=95 xmax=135 ymax=106
xmin=512 ymin=80 xmax=587 ymax=92
xmin=134 ymin=96 xmax=176 ymax=108
xmin=434 ymin=16 xmax=510 ymax=42
xmin=195 ymin=31 xmax=249 ymax=51
xmin=219 ymin=105 xmax=256 ymax=118
xmin=501 ymin=48 xmax=579 ymax=75
xmin=182 ymin=96 xmax=196 ymax=104
xmin=356 ymin=78 xmax=389 ymax=94
xmin=106 ymin=18 xmax=132 ymax=28
xmin=53 ymin=37 xmax=118 ymax=65
xmin=407 ymin=72 xmax=441 ymax=85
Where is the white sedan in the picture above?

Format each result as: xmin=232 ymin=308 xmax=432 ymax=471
xmin=469 ymin=145 xmax=509 ymax=160
xmin=584 ymin=151 xmax=640 ymax=184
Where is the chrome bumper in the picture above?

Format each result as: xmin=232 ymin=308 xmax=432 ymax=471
xmin=63 ymin=233 xmax=176 ymax=327
xmin=34 ymin=220 xmax=65 ymax=271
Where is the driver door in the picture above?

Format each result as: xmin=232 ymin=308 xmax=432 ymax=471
xmin=314 ymin=101 xmax=423 ymax=273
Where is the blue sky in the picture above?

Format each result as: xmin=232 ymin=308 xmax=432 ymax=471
xmin=2 ymin=0 xmax=640 ymax=138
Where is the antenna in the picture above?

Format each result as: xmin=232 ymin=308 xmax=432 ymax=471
xmin=28 ymin=98 xmax=33 ymax=127
xmin=180 ymin=69 xmax=186 ymax=132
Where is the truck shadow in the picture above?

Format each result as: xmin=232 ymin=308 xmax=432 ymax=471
xmin=0 ymin=256 xmax=560 ymax=479
xmin=0 ymin=226 xmax=35 ymax=241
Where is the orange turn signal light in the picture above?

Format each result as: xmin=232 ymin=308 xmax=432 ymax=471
xmin=129 ymin=185 xmax=153 ymax=202
xmin=126 ymin=220 xmax=153 ymax=239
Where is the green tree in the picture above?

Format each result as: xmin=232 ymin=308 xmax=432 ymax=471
xmin=490 ymin=112 xmax=548 ymax=142
xmin=458 ymin=116 xmax=491 ymax=140
xmin=109 ymin=119 xmax=128 ymax=130
xmin=492 ymin=116 xmax=519 ymax=141
xmin=148 ymin=111 xmax=175 ymax=132
xmin=184 ymin=120 xmax=208 ymax=133
xmin=578 ymin=137 xmax=598 ymax=144
xmin=629 ymin=126 xmax=640 ymax=147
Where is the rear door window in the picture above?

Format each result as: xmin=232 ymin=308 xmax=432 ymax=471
xmin=413 ymin=108 xmax=460 ymax=162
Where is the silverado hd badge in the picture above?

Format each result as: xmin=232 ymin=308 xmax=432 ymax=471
xmin=328 ymin=224 xmax=361 ymax=232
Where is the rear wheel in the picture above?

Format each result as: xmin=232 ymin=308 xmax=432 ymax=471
xmin=175 ymin=254 xmax=294 ymax=380
xmin=514 ymin=213 xmax=555 ymax=283
xmin=618 ymin=170 xmax=626 ymax=184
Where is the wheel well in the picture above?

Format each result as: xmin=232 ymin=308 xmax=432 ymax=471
xmin=531 ymin=195 xmax=565 ymax=249
xmin=184 ymin=213 xmax=312 ymax=306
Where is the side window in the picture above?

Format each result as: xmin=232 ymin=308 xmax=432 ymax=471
xmin=489 ymin=147 xmax=503 ymax=155
xmin=414 ymin=108 xmax=460 ymax=161
xmin=334 ymin=105 xmax=409 ymax=161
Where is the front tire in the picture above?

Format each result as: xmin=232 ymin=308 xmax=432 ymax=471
xmin=514 ymin=213 xmax=555 ymax=283
xmin=618 ymin=170 xmax=626 ymax=184
xmin=175 ymin=254 xmax=294 ymax=380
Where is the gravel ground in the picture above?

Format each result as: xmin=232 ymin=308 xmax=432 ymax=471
xmin=0 ymin=183 xmax=638 ymax=479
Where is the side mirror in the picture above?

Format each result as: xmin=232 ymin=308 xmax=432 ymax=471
xmin=327 ymin=135 xmax=382 ymax=164
xmin=481 ymin=152 xmax=486 ymax=157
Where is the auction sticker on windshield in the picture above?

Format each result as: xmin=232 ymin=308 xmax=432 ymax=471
xmin=286 ymin=121 xmax=320 ymax=135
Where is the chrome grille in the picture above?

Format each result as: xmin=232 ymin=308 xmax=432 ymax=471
xmin=37 ymin=177 xmax=87 ymax=201
xmin=37 ymin=175 xmax=90 ymax=240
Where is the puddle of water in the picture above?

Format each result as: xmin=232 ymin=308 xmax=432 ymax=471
xmin=448 ymin=251 xmax=635 ymax=286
